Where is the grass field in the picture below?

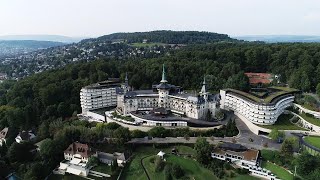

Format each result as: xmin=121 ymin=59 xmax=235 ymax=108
xmin=300 ymin=113 xmax=320 ymax=126
xmin=231 ymin=174 xmax=260 ymax=180
xmin=143 ymin=154 xmax=217 ymax=180
xmin=262 ymin=161 xmax=293 ymax=180
xmin=120 ymin=145 xmax=195 ymax=180
xmin=304 ymin=136 xmax=320 ymax=149
xmin=258 ymin=114 xmax=305 ymax=130
xmin=131 ymin=42 xmax=166 ymax=47
xmin=91 ymin=164 xmax=113 ymax=175
xmin=121 ymin=145 xmax=261 ymax=180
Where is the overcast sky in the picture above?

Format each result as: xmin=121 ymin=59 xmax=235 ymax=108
xmin=0 ymin=0 xmax=320 ymax=37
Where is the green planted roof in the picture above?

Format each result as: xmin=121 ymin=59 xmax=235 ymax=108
xmin=225 ymin=86 xmax=299 ymax=104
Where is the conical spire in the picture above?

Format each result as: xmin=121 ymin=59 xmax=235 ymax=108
xmin=202 ymin=76 xmax=206 ymax=85
xmin=200 ymin=76 xmax=207 ymax=94
xmin=160 ymin=64 xmax=168 ymax=83
xmin=125 ymin=72 xmax=128 ymax=86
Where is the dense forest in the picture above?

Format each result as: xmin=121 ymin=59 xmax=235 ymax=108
xmin=1 ymin=42 xmax=320 ymax=130
xmin=88 ymin=30 xmax=235 ymax=44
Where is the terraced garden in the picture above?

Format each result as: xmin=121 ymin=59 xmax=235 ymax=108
xmin=258 ymin=114 xmax=305 ymax=130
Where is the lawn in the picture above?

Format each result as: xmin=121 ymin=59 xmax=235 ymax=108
xmin=261 ymin=161 xmax=293 ymax=180
xmin=120 ymin=145 xmax=195 ymax=180
xmin=300 ymin=113 xmax=320 ymax=126
xmin=304 ymin=136 xmax=320 ymax=149
xmin=91 ymin=163 xmax=112 ymax=175
xmin=231 ymin=174 xmax=260 ymax=180
xmin=143 ymin=154 xmax=217 ymax=180
xmin=258 ymin=114 xmax=305 ymax=130
xmin=121 ymin=145 xmax=261 ymax=180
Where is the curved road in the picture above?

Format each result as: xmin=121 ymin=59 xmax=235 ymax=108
xmin=128 ymin=113 xmax=281 ymax=150
xmin=141 ymin=155 xmax=152 ymax=180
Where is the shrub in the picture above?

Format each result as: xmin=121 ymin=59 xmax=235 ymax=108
xmin=229 ymin=171 xmax=235 ymax=178
xmin=131 ymin=129 xmax=148 ymax=138
xmin=172 ymin=164 xmax=184 ymax=178
xmin=149 ymin=156 xmax=155 ymax=163
xmin=236 ymin=168 xmax=249 ymax=174
xmin=223 ymin=162 xmax=231 ymax=170
xmin=154 ymin=157 xmax=165 ymax=172
xmin=164 ymin=164 xmax=172 ymax=180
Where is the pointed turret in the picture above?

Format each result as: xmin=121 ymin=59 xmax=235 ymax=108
xmin=125 ymin=72 xmax=129 ymax=86
xmin=200 ymin=76 xmax=207 ymax=94
xmin=160 ymin=64 xmax=168 ymax=83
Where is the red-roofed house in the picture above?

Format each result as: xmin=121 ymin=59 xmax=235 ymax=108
xmin=64 ymin=142 xmax=97 ymax=163
xmin=244 ymin=73 xmax=274 ymax=86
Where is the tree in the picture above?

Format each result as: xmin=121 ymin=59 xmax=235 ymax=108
xmin=113 ymin=126 xmax=131 ymax=145
xmin=39 ymin=138 xmax=55 ymax=159
xmin=148 ymin=127 xmax=168 ymax=138
xmin=194 ymin=137 xmax=211 ymax=165
xmin=0 ymin=143 xmax=7 ymax=157
xmin=224 ymin=71 xmax=250 ymax=91
xmin=269 ymin=128 xmax=285 ymax=141
xmin=37 ymin=121 xmax=50 ymax=140
xmin=131 ymin=129 xmax=147 ymax=138
xmin=307 ymin=168 xmax=320 ymax=180
xmin=164 ymin=164 xmax=172 ymax=180
xmin=87 ymin=156 xmax=99 ymax=167
xmin=296 ymin=152 xmax=320 ymax=177
xmin=8 ymin=142 xmax=34 ymax=163
xmin=280 ymin=138 xmax=296 ymax=157
xmin=171 ymin=164 xmax=184 ymax=178
xmin=24 ymin=162 xmax=49 ymax=180
xmin=57 ymin=102 xmax=68 ymax=118
xmin=316 ymin=83 xmax=320 ymax=97
xmin=154 ymin=156 xmax=164 ymax=172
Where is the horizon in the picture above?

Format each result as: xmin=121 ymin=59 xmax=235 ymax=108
xmin=1 ymin=0 xmax=320 ymax=37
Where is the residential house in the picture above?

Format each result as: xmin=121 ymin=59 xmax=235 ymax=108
xmin=15 ymin=131 xmax=36 ymax=143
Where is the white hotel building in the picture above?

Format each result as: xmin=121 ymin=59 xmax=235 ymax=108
xmin=80 ymin=78 xmax=125 ymax=114
xmin=220 ymin=88 xmax=295 ymax=125
xmin=116 ymin=64 xmax=218 ymax=120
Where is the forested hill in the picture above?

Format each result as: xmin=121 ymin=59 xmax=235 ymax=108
xmin=89 ymin=30 xmax=236 ymax=44
xmin=1 ymin=31 xmax=235 ymax=79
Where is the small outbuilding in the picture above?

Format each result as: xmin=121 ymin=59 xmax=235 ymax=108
xmin=157 ymin=151 xmax=166 ymax=159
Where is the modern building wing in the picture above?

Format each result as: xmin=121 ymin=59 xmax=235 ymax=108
xmin=80 ymin=79 xmax=124 ymax=114
xmin=220 ymin=87 xmax=297 ymax=125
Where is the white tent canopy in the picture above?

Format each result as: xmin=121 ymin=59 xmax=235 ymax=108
xmin=157 ymin=151 xmax=165 ymax=158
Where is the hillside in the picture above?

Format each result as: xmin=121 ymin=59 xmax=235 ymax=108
xmin=0 ymin=40 xmax=65 ymax=57
xmin=0 ymin=35 xmax=85 ymax=43
xmin=94 ymin=30 xmax=235 ymax=44
xmin=0 ymin=31 xmax=234 ymax=79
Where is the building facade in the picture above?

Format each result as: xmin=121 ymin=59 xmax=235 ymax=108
xmin=116 ymin=64 xmax=218 ymax=120
xmin=211 ymin=143 xmax=280 ymax=180
xmin=80 ymin=79 xmax=123 ymax=114
xmin=220 ymin=89 xmax=295 ymax=125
